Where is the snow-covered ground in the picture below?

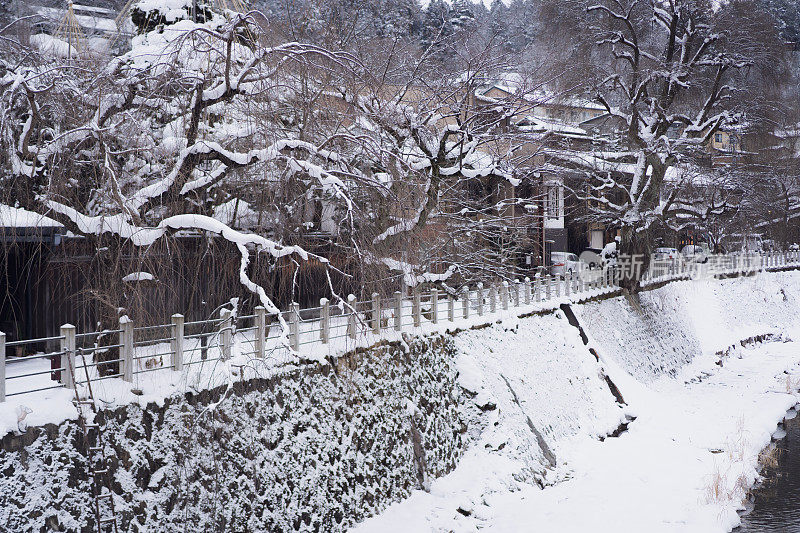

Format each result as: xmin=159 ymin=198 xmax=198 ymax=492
xmin=353 ymin=271 xmax=800 ymax=532
xmin=5 ymin=270 xmax=800 ymax=532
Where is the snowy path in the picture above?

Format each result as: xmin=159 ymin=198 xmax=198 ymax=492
xmin=353 ymin=335 xmax=800 ymax=533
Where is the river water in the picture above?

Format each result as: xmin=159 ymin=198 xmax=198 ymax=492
xmin=736 ymin=408 xmax=800 ymax=532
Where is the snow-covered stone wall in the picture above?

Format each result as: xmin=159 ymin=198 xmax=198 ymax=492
xmin=577 ymin=271 xmax=800 ymax=382
xmin=1 ymin=336 xmax=468 ymax=532
xmin=575 ymin=290 xmax=702 ymax=383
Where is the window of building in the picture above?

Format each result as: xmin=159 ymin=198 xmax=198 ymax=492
xmin=715 ymin=133 xmax=722 ymax=143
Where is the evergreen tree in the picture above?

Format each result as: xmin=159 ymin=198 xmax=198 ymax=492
xmin=421 ymin=0 xmax=453 ymax=49
xmin=757 ymin=0 xmax=800 ymax=44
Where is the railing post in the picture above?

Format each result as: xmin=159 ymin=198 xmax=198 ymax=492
xmin=220 ymin=309 xmax=232 ymax=360
xmin=60 ymin=324 xmax=76 ymax=390
xmin=513 ymin=280 xmax=521 ymax=307
xmin=256 ymin=306 xmax=268 ymax=354
xmin=448 ymin=293 xmax=455 ymax=322
xmin=289 ymin=303 xmax=301 ymax=351
xmin=430 ymin=288 xmax=439 ymax=324
xmin=489 ymin=285 xmax=497 ymax=313
xmin=524 ymin=277 xmax=531 ymax=304
xmin=534 ymin=277 xmax=541 ymax=302
xmin=500 ymin=282 xmax=509 ymax=310
xmin=372 ymin=293 xmax=381 ymax=334
xmin=462 ymin=287 xmax=470 ymax=319
xmin=119 ymin=316 xmax=133 ymax=383
xmin=347 ymin=294 xmax=358 ymax=338
xmin=565 ymin=273 xmax=571 ymax=296
xmin=578 ymin=272 xmax=585 ymax=293
xmin=394 ymin=291 xmax=403 ymax=332
xmin=545 ymin=275 xmax=552 ymax=300
xmin=171 ymin=314 xmax=184 ymax=372
xmin=477 ymin=284 xmax=484 ymax=316
xmin=0 ymin=332 xmax=5 ymax=402
xmin=413 ymin=289 xmax=422 ymax=327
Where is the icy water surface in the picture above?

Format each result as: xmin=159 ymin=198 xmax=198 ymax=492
xmin=737 ymin=408 xmax=800 ymax=532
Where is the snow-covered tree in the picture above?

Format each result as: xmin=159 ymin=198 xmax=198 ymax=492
xmin=0 ymin=6 xmax=372 ymax=329
xmin=757 ymin=0 xmax=800 ymax=44
xmin=1 ymin=1 xmax=539 ymax=330
xmin=538 ymin=0 xmax=786 ymax=289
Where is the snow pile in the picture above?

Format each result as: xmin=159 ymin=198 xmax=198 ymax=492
xmin=0 ymin=204 xmax=61 ymax=228
xmin=454 ymin=312 xmax=625 ymax=463
xmin=29 ymin=34 xmax=78 ymax=59
xmin=121 ymin=271 xmax=155 ymax=282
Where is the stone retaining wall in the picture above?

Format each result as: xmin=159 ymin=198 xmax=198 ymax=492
xmin=1 ymin=335 xmax=467 ymax=532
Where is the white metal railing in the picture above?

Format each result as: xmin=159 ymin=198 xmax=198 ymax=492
xmin=1 ymin=250 xmax=798 ymax=402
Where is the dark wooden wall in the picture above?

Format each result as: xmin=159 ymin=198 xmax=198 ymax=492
xmin=2 ymin=233 xmax=359 ymax=341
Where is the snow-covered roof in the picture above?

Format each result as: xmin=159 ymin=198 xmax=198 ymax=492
xmin=212 ymin=198 xmax=260 ymax=229
xmin=477 ymin=80 xmax=606 ymax=111
xmin=517 ymin=116 xmax=588 ymax=136
xmin=33 ymin=5 xmax=123 ymax=35
xmin=546 ymin=151 xmax=722 ymax=187
xmin=775 ymin=127 xmax=800 ymax=139
xmin=0 ymin=205 xmax=61 ymax=228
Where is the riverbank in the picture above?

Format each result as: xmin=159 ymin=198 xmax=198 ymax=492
xmin=354 ymin=271 xmax=800 ymax=532
xmin=737 ymin=405 xmax=800 ymax=532
xmin=3 ymin=270 xmax=800 ymax=531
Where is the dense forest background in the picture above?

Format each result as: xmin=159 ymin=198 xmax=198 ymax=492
xmin=2 ymin=0 xmax=798 ymax=50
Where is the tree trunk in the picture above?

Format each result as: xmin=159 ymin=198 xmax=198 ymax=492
xmin=619 ymin=226 xmax=651 ymax=293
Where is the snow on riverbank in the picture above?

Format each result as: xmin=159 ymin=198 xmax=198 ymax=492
xmin=482 ymin=339 xmax=800 ymax=533
xmin=353 ymin=271 xmax=800 ymax=532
